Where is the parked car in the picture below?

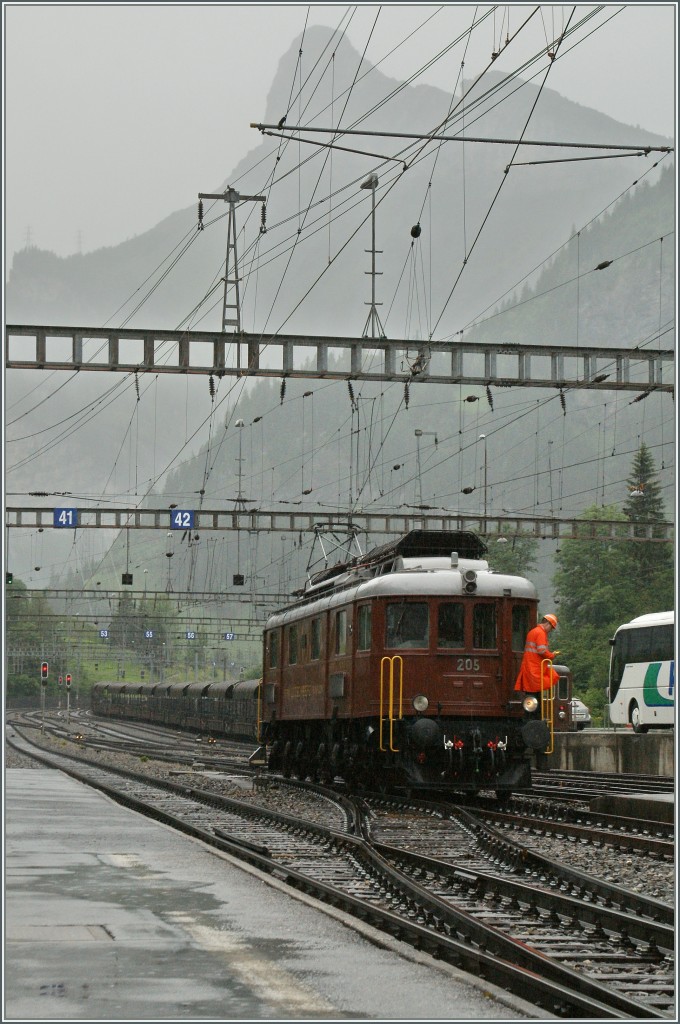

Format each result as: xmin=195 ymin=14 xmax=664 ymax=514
xmin=570 ymin=698 xmax=592 ymax=730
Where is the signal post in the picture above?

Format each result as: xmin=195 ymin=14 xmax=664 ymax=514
xmin=40 ymin=661 xmax=48 ymax=732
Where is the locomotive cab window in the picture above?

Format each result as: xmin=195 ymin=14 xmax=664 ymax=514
xmin=310 ymin=616 xmax=322 ymax=660
xmin=357 ymin=604 xmax=372 ymax=651
xmin=268 ymin=630 xmax=279 ymax=669
xmin=437 ymin=602 xmax=464 ymax=648
xmin=472 ymin=604 xmax=496 ymax=649
xmin=335 ymin=609 xmax=348 ymax=656
xmin=288 ymin=624 xmax=298 ymax=665
xmin=512 ymin=606 xmax=530 ymax=651
xmin=386 ymin=602 xmax=429 ymax=649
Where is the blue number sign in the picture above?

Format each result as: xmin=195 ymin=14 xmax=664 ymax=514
xmin=186 ymin=631 xmax=196 ymax=640
xmin=224 ymin=632 xmax=236 ymax=641
xmin=54 ymin=508 xmax=78 ymax=528
xmin=99 ymin=629 xmax=109 ymax=639
xmin=144 ymin=630 xmax=154 ymax=639
xmin=171 ymin=510 xmax=194 ymax=529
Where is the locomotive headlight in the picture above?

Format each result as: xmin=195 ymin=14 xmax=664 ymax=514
xmin=412 ymin=694 xmax=429 ymax=712
xmin=522 ymin=695 xmax=539 ymax=713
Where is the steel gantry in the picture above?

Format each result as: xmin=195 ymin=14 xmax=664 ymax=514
xmin=5 ymin=324 xmax=673 ymax=393
xmin=4 ymin=506 xmax=674 ymax=542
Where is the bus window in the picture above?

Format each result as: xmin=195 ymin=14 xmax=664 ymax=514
xmin=628 ymin=628 xmax=652 ymax=663
xmin=652 ymin=624 xmax=675 ymax=662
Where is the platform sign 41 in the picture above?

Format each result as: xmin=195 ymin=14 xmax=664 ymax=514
xmin=54 ymin=508 xmax=78 ymax=528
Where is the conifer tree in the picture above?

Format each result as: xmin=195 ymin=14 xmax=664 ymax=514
xmin=552 ymin=444 xmax=674 ymax=721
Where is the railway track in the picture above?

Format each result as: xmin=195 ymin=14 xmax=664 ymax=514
xmin=473 ymin=800 xmax=674 ymax=859
xmin=531 ymin=768 xmax=675 ymax=799
xmin=7 ymin=723 xmax=675 ymax=1019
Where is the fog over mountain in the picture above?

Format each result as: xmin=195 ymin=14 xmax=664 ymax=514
xmin=5 ymin=26 xmax=675 ymax=601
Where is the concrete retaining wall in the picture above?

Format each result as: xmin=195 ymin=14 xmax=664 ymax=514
xmin=552 ymin=730 xmax=675 ymax=776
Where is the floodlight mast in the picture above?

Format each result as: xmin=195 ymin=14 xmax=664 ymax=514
xmin=198 ymin=187 xmax=266 ymax=338
xmin=359 ymin=174 xmax=385 ymax=340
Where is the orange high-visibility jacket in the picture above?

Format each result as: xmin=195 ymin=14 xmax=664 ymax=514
xmin=514 ymin=623 xmax=559 ymax=692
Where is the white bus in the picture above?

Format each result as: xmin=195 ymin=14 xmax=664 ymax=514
xmin=608 ymin=611 xmax=675 ymax=732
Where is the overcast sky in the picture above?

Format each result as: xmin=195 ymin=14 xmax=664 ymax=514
xmin=3 ymin=2 xmax=676 ymax=267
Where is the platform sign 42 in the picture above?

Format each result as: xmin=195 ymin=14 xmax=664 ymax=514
xmin=170 ymin=510 xmax=194 ymax=529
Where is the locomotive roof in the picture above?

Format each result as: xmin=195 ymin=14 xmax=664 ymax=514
xmin=363 ymin=529 xmax=488 ymax=562
xmin=302 ymin=529 xmax=488 ymax=593
xmin=267 ymin=560 xmax=537 ymax=627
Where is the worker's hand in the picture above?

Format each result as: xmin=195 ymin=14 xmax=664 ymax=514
xmin=552 ymin=650 xmax=561 ymax=656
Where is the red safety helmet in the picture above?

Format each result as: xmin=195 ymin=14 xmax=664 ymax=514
xmin=542 ymin=613 xmax=558 ymax=629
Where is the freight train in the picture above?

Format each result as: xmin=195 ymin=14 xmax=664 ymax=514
xmin=91 ymin=677 xmax=261 ymax=742
xmin=92 ymin=531 xmax=558 ymax=797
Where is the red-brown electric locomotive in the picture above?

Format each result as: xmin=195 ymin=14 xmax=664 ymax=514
xmin=261 ymin=530 xmax=551 ymax=796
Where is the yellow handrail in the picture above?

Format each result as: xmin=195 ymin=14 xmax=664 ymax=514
xmin=540 ymin=658 xmax=555 ymax=754
xmin=256 ymin=677 xmax=263 ymax=744
xmin=379 ymin=656 xmax=403 ymax=752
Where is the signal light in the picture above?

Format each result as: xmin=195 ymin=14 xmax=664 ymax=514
xmin=40 ymin=661 xmax=49 ymax=681
xmin=5 ymin=571 xmax=13 ymax=584
xmin=121 ymin=572 xmax=133 ymax=585
xmin=66 ymin=674 xmax=72 ymax=689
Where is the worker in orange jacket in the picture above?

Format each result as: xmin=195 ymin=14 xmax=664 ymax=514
xmin=514 ymin=613 xmax=560 ymax=692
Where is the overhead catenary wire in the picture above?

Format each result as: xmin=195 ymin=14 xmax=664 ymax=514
xmin=7 ymin=8 xmax=671 ymax=598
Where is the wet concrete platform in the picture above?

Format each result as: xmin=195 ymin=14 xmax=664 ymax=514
xmin=589 ymin=790 xmax=674 ymax=823
xmin=4 ymin=769 xmax=545 ymax=1021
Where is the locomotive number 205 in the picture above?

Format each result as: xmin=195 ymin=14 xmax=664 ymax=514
xmin=457 ymin=657 xmax=480 ymax=671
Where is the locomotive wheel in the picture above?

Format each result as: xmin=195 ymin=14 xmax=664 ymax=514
xmin=294 ymin=741 xmax=308 ymax=780
xmin=316 ymin=744 xmax=333 ymax=785
xmin=268 ymin=740 xmax=281 ymax=771
xmin=282 ymin=741 xmax=293 ymax=778
xmin=495 ymin=790 xmax=513 ymax=805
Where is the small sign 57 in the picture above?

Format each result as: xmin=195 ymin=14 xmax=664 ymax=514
xmin=170 ymin=510 xmax=194 ymax=529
